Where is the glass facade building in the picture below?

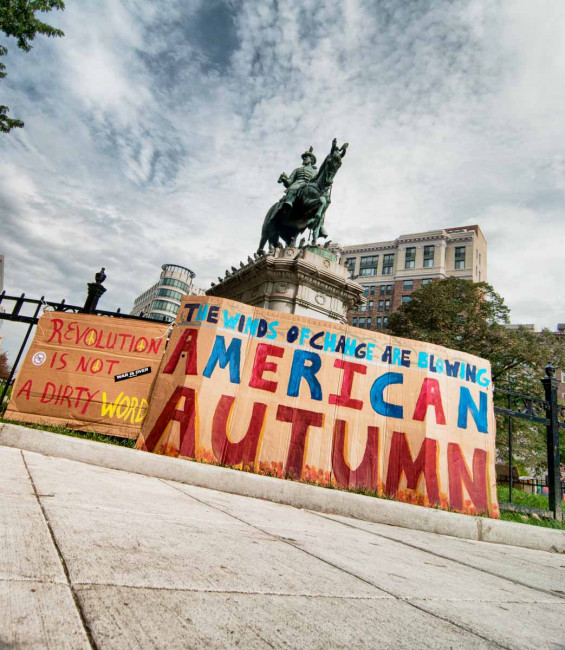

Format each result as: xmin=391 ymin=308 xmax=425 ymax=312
xmin=130 ymin=264 xmax=202 ymax=323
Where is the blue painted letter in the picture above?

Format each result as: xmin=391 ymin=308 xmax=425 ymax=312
xmin=457 ymin=387 xmax=488 ymax=433
xmin=370 ymin=372 xmax=404 ymax=419
xmin=203 ymin=336 xmax=241 ymax=384
xmin=287 ymin=350 xmax=323 ymax=401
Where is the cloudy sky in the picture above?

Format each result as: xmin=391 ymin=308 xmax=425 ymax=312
xmin=1 ymin=0 xmax=564 ymax=360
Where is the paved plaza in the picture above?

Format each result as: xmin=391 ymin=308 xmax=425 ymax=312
xmin=1 ymin=444 xmax=565 ymax=649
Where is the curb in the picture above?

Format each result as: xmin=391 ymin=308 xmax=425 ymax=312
xmin=1 ymin=422 xmax=564 ymax=553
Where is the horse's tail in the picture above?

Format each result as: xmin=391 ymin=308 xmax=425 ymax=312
xmin=258 ymin=201 xmax=280 ymax=252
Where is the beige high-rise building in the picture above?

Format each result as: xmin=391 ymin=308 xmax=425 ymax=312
xmin=330 ymin=225 xmax=487 ymax=332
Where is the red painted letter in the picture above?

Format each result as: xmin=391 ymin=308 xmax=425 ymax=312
xmin=16 ymin=379 xmax=32 ymax=401
xmin=331 ymin=420 xmax=379 ymax=490
xmin=47 ymin=318 xmax=64 ymax=344
xmin=276 ymin=405 xmax=324 ymax=479
xmin=447 ymin=443 xmax=488 ymax=513
xmin=249 ymin=344 xmax=284 ymax=393
xmin=329 ymin=360 xmax=367 ymax=410
xmin=385 ymin=431 xmax=440 ymax=504
xmin=162 ymin=329 xmax=199 ymax=375
xmin=212 ymin=395 xmax=267 ymax=466
xmin=412 ymin=378 xmax=446 ymax=424
xmin=143 ymin=386 xmax=196 ymax=457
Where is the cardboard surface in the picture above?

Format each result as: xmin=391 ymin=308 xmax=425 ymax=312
xmin=137 ymin=297 xmax=499 ymax=516
xmin=5 ymin=313 xmax=168 ymax=438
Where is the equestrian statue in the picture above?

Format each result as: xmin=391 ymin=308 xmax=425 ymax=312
xmin=258 ymin=138 xmax=348 ymax=253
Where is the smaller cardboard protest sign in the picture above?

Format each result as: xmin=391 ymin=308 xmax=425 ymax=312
xmin=5 ymin=313 xmax=168 ymax=438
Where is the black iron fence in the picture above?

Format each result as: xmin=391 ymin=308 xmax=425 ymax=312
xmin=493 ymin=364 xmax=565 ymax=520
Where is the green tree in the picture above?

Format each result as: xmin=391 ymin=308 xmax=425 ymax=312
xmin=0 ymin=349 xmax=9 ymax=380
xmin=387 ymin=277 xmax=565 ymax=386
xmin=0 ymin=0 xmax=65 ymax=133
xmin=387 ymin=278 xmax=565 ymax=474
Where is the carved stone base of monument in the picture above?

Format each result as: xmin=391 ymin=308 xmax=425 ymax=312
xmin=207 ymin=245 xmax=364 ymax=323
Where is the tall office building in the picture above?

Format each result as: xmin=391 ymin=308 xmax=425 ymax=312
xmin=130 ymin=264 xmax=204 ymax=323
xmin=330 ymin=225 xmax=487 ymax=331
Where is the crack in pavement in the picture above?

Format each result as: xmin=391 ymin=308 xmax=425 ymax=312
xmin=21 ymin=450 xmax=98 ymax=650
xmin=161 ymin=479 xmax=510 ymax=650
xmin=310 ymin=511 xmax=565 ymax=601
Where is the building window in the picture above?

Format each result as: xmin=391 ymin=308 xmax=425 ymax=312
xmin=352 ymin=317 xmax=358 ymax=326
xmin=376 ymin=316 xmax=382 ymax=328
xmin=402 ymin=280 xmax=413 ymax=290
xmin=423 ymin=245 xmax=434 ymax=268
xmin=455 ymin=246 xmax=466 ymax=270
xmin=359 ymin=255 xmax=378 ymax=276
xmin=386 ymin=284 xmax=392 ymax=295
xmin=378 ymin=299 xmax=384 ymax=311
xmin=422 ymin=278 xmax=432 ymax=286
xmin=151 ymin=300 xmax=179 ymax=314
xmin=161 ymin=277 xmax=190 ymax=292
xmin=383 ymin=254 xmax=394 ymax=275
xmin=345 ymin=258 xmax=356 ymax=277
xmin=363 ymin=287 xmax=369 ymax=296
xmin=404 ymin=247 xmax=416 ymax=269
xmin=402 ymin=296 xmax=412 ymax=304
xmin=359 ymin=317 xmax=366 ymax=328
xmin=148 ymin=313 xmax=175 ymax=323
xmin=370 ymin=286 xmax=376 ymax=296
xmin=379 ymin=285 xmax=385 ymax=296
xmin=360 ymin=303 xmax=367 ymax=312
xmin=384 ymin=299 xmax=390 ymax=311
xmin=156 ymin=288 xmax=184 ymax=301
xmin=368 ymin=300 xmax=374 ymax=310
xmin=383 ymin=316 xmax=389 ymax=327
xmin=367 ymin=317 xmax=372 ymax=328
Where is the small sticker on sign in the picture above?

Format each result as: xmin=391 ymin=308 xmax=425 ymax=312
xmin=32 ymin=351 xmax=47 ymax=366
xmin=114 ymin=367 xmax=151 ymax=382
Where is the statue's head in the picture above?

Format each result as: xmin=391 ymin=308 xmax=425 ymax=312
xmin=301 ymin=146 xmax=316 ymax=166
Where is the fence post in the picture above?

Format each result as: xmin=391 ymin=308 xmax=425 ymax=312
xmin=507 ymin=377 xmax=514 ymax=504
xmin=83 ymin=268 xmax=107 ymax=314
xmin=541 ymin=362 xmax=562 ymax=520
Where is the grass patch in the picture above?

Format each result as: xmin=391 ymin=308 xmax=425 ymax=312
xmin=497 ymin=485 xmax=565 ymax=529
xmin=0 ymin=385 xmax=13 ymax=416
xmin=497 ymin=485 xmax=564 ymax=513
xmin=499 ymin=510 xmax=565 ymax=530
xmin=0 ymin=418 xmax=136 ymax=448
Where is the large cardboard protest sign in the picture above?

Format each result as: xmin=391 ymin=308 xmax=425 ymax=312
xmin=5 ymin=313 xmax=168 ymax=438
xmin=138 ymin=296 xmax=499 ymax=517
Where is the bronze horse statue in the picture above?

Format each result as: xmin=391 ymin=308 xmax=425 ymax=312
xmin=258 ymin=139 xmax=348 ymax=253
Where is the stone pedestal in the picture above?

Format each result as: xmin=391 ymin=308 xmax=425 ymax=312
xmin=206 ymin=245 xmax=364 ymax=324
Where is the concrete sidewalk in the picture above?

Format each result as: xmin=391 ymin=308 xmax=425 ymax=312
xmin=1 ymin=422 xmax=564 ymax=554
xmin=2 ymin=443 xmax=565 ymax=648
